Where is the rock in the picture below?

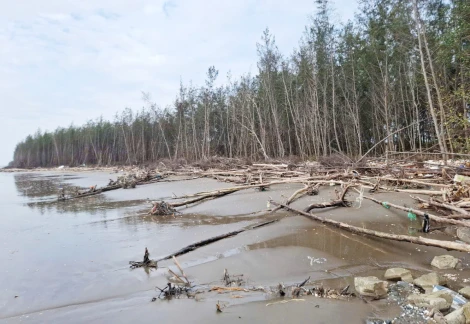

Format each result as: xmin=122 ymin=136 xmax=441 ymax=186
xmin=460 ymin=287 xmax=470 ymax=299
xmin=384 ymin=268 xmax=413 ymax=282
xmin=445 ymin=303 xmax=470 ymax=324
xmin=434 ymin=311 xmax=448 ymax=324
xmin=457 ymin=228 xmax=470 ymax=244
xmin=414 ymin=272 xmax=446 ymax=292
xmin=432 ymin=255 xmax=461 ymax=270
xmin=445 ymin=226 xmax=459 ymax=237
xmin=354 ymin=276 xmax=388 ymax=298
xmin=463 ymin=304 xmax=470 ymax=323
xmin=446 ymin=308 xmax=466 ymax=324
xmin=407 ymin=291 xmax=452 ymax=311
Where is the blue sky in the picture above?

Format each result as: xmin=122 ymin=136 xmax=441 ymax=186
xmin=0 ymin=0 xmax=357 ymax=166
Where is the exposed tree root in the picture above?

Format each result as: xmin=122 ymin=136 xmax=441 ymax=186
xmin=303 ymin=185 xmax=354 ymax=212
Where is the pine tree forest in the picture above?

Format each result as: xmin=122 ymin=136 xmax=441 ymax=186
xmin=10 ymin=0 xmax=470 ymax=168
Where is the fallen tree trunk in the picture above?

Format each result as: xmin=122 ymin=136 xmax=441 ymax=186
xmin=171 ymin=190 xmax=235 ymax=208
xmin=270 ymin=201 xmax=470 ymax=253
xmin=175 ymin=180 xmax=304 ymax=198
xmin=150 ymin=187 xmax=246 ymax=214
xmin=58 ymin=176 xmax=162 ymax=202
xmin=155 ymin=219 xmax=278 ymax=262
xmin=440 ymin=214 xmax=470 ymax=219
xmin=175 ymin=173 xmax=351 ymax=199
xmin=131 ymin=219 xmax=279 ymax=267
xmin=366 ymin=177 xmax=450 ymax=188
xmin=58 ymin=187 xmax=110 ymax=201
xmin=271 ymin=184 xmax=320 ymax=213
xmin=354 ymin=180 xmax=442 ymax=196
xmin=303 ymin=200 xmax=348 ymax=212
xmin=303 ymin=185 xmax=353 ymax=212
xmin=411 ymin=196 xmax=469 ymax=216
xmin=363 ymin=195 xmax=470 ymax=228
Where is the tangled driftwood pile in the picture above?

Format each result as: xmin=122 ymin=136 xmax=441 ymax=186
xmin=149 ymin=201 xmax=176 ymax=216
xmin=134 ymin=158 xmax=470 ymax=258
xmin=120 ymin=157 xmax=470 ymax=320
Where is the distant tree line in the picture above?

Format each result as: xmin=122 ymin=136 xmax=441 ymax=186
xmin=10 ymin=0 xmax=470 ymax=168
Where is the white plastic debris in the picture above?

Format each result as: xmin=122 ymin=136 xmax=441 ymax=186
xmin=433 ymin=285 xmax=467 ymax=310
xmin=454 ymin=174 xmax=470 ymax=184
xmin=307 ymin=256 xmax=327 ymax=266
xmin=355 ymin=186 xmax=364 ymax=209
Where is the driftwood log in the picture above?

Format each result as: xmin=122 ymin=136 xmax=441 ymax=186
xmin=411 ymin=196 xmax=469 ymax=216
xmin=130 ymin=219 xmax=278 ymax=268
xmin=371 ymin=177 xmax=450 ymax=189
xmin=271 ymin=201 xmax=470 ymax=253
xmin=303 ymin=185 xmax=353 ymax=212
xmin=364 ymin=195 xmax=470 ymax=228
xmin=58 ymin=178 xmax=161 ymax=202
xmin=270 ymin=183 xmax=318 ymax=213
xmin=175 ymin=173 xmax=352 ymax=199
xmin=129 ymin=247 xmax=157 ymax=268
xmin=155 ymin=219 xmax=278 ymax=262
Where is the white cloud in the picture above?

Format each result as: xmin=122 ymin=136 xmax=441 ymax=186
xmin=0 ymin=0 xmax=357 ymax=165
xmin=38 ymin=13 xmax=70 ymax=21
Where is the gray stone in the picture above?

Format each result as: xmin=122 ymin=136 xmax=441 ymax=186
xmin=460 ymin=287 xmax=470 ymax=299
xmin=354 ymin=276 xmax=388 ymax=299
xmin=445 ymin=303 xmax=470 ymax=324
xmin=431 ymin=255 xmax=461 ymax=270
xmin=407 ymin=291 xmax=452 ymax=311
xmin=434 ymin=311 xmax=448 ymax=324
xmin=413 ymin=272 xmax=446 ymax=293
xmin=463 ymin=304 xmax=470 ymax=323
xmin=445 ymin=226 xmax=459 ymax=237
xmin=384 ymin=268 xmax=413 ymax=282
xmin=446 ymin=308 xmax=466 ymax=324
xmin=458 ymin=228 xmax=470 ymax=244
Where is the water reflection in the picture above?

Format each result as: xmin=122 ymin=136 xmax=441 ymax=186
xmin=247 ymin=223 xmax=403 ymax=264
xmin=15 ymin=173 xmax=262 ymax=232
xmin=27 ymin=197 xmax=147 ymax=216
xmin=113 ymin=211 xmax=278 ymax=231
xmin=14 ymin=173 xmax=81 ymax=199
xmin=15 ymin=173 xmax=147 ymax=217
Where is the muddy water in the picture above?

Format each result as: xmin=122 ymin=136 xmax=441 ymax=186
xmin=2 ymin=172 xmax=470 ymax=323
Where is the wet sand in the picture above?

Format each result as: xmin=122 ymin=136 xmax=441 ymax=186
xmin=2 ymin=172 xmax=470 ymax=323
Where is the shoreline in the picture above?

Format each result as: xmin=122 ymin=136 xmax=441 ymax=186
xmin=0 ymin=166 xmax=133 ymax=173
xmin=4 ymin=162 xmax=470 ymax=322
xmin=2 ymin=156 xmax=470 ymax=174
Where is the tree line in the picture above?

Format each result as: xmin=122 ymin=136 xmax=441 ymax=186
xmin=10 ymin=0 xmax=470 ymax=168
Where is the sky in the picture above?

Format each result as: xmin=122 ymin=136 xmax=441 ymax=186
xmin=0 ymin=0 xmax=358 ymax=166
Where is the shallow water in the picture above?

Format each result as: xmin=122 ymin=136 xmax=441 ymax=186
xmin=2 ymin=171 xmax=470 ymax=323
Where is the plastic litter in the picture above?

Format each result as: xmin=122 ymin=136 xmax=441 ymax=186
xmin=307 ymin=256 xmax=327 ymax=266
xmin=454 ymin=174 xmax=470 ymax=184
xmin=407 ymin=210 xmax=417 ymax=221
xmin=382 ymin=202 xmax=390 ymax=209
xmin=366 ymin=319 xmax=392 ymax=324
xmin=433 ymin=285 xmax=467 ymax=310
xmin=355 ymin=186 xmax=364 ymax=209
